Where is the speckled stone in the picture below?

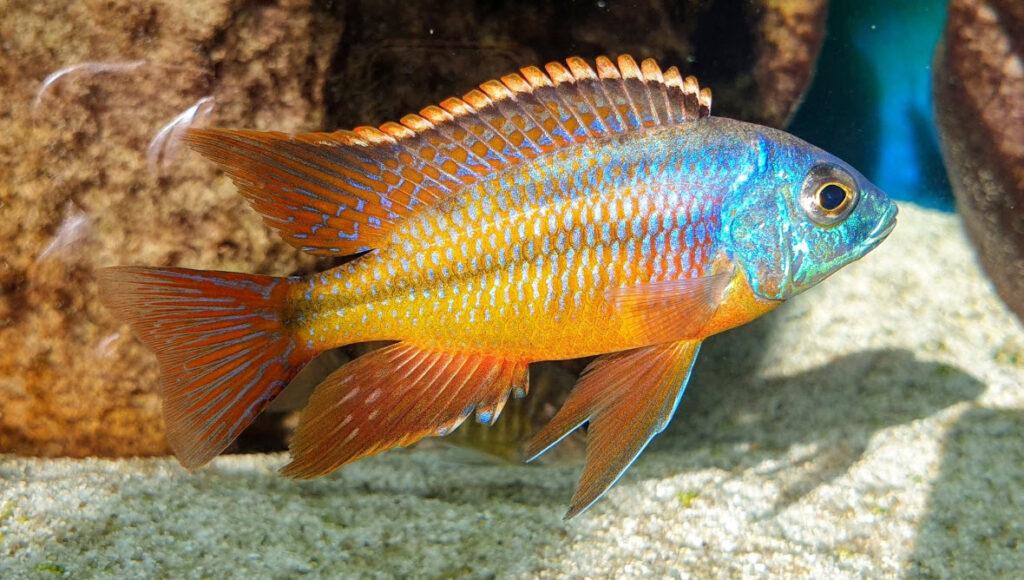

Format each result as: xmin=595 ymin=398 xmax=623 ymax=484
xmin=0 ymin=0 xmax=338 ymax=457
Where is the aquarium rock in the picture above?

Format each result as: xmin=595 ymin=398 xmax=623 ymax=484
xmin=0 ymin=0 xmax=337 ymax=458
xmin=934 ymin=0 xmax=1024 ymax=325
xmin=317 ymin=0 xmax=827 ymax=129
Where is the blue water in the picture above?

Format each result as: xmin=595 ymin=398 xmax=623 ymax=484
xmin=789 ymin=0 xmax=954 ymax=211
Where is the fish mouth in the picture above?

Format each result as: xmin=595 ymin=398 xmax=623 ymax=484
xmin=863 ymin=203 xmax=898 ymax=250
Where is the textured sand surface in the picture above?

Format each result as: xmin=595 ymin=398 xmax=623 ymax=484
xmin=2 ymin=203 xmax=1022 ymax=578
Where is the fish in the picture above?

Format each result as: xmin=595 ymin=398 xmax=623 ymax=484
xmin=431 ymin=360 xmax=586 ymax=464
xmin=261 ymin=345 xmax=586 ymax=464
xmin=98 ymin=55 xmax=898 ymax=519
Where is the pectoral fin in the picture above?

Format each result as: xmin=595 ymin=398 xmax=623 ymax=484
xmin=605 ymin=267 xmax=732 ymax=344
xmin=525 ymin=340 xmax=702 ymax=519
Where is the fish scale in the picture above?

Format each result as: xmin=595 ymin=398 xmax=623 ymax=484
xmin=292 ymin=127 xmax=725 ymax=358
xmin=100 ymin=55 xmax=896 ymax=518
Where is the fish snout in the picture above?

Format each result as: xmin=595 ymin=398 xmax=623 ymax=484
xmin=864 ymin=200 xmax=898 ymax=250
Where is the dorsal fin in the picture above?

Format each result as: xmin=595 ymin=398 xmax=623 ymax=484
xmin=185 ymin=55 xmax=712 ymax=256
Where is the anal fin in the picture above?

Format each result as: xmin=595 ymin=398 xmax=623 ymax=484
xmin=282 ymin=344 xmax=529 ymax=478
xmin=525 ymin=340 xmax=702 ymax=519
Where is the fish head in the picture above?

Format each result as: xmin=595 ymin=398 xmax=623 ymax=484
xmin=724 ymin=128 xmax=898 ymax=301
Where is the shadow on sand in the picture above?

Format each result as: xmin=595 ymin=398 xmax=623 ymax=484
xmin=906 ymin=407 xmax=1024 ymax=577
xmin=639 ymin=334 xmax=984 ymax=516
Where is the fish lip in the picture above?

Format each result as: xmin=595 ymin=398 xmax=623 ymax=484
xmin=863 ymin=203 xmax=898 ymax=249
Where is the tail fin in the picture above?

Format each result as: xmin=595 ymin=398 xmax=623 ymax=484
xmin=98 ymin=267 xmax=309 ymax=468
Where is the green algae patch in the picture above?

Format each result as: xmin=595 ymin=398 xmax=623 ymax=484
xmin=0 ymin=500 xmax=14 ymax=522
xmin=33 ymin=563 xmax=67 ymax=574
xmin=994 ymin=339 xmax=1024 ymax=368
xmin=676 ymin=491 xmax=700 ymax=508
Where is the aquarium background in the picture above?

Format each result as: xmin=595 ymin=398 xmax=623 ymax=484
xmin=1 ymin=0 xmax=1022 ymax=577
xmin=789 ymin=0 xmax=953 ymax=210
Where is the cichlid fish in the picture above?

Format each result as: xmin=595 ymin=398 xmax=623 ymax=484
xmin=99 ymin=55 xmax=897 ymax=519
xmin=436 ymin=360 xmax=586 ymax=464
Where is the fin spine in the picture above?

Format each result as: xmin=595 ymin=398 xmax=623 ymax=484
xmin=186 ymin=56 xmax=711 ymax=257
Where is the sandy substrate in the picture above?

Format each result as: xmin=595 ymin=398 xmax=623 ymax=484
xmin=2 ymin=203 xmax=1022 ymax=578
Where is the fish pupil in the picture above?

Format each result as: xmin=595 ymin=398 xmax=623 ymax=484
xmin=819 ymin=184 xmax=847 ymax=211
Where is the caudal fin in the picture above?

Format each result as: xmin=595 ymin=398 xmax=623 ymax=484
xmin=98 ymin=267 xmax=309 ymax=468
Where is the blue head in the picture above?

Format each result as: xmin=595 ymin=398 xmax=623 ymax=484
xmin=719 ymin=120 xmax=898 ymax=301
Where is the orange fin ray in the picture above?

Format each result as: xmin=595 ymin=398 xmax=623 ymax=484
xmin=525 ymin=340 xmax=702 ymax=519
xmin=186 ymin=56 xmax=710 ymax=257
xmin=183 ymin=129 xmax=445 ymax=256
xmin=98 ymin=267 xmax=309 ymax=469
xmin=606 ymin=266 xmax=733 ymax=344
xmin=282 ymin=344 xmax=529 ymax=478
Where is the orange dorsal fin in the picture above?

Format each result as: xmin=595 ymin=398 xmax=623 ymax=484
xmin=282 ymin=344 xmax=529 ymax=478
xmin=525 ymin=340 xmax=702 ymax=519
xmin=185 ymin=55 xmax=711 ymax=256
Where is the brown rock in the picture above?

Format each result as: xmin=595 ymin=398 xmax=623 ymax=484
xmin=934 ymin=0 xmax=1024 ymax=325
xmin=0 ymin=0 xmax=341 ymax=457
xmin=754 ymin=0 xmax=829 ymax=127
xmin=322 ymin=0 xmax=826 ymax=129
xmin=1 ymin=0 xmax=826 ymax=459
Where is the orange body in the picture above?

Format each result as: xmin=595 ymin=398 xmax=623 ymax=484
xmin=284 ymin=128 xmax=777 ymax=361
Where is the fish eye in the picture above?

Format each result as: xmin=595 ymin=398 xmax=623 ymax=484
xmin=818 ymin=184 xmax=848 ymax=211
xmin=800 ymin=163 xmax=859 ymax=227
